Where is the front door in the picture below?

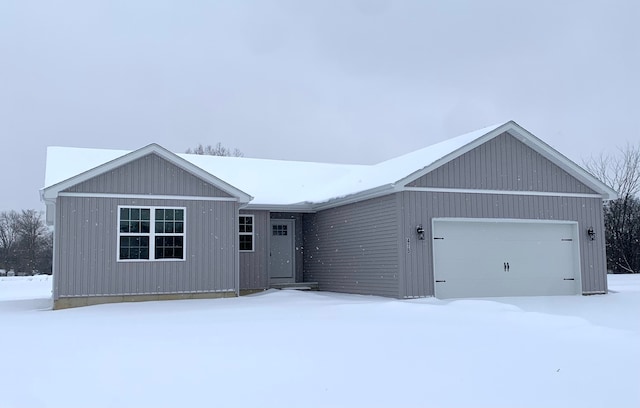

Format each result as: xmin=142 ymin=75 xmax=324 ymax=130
xmin=270 ymin=219 xmax=295 ymax=282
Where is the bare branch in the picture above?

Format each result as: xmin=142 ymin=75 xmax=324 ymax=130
xmin=583 ymin=143 xmax=640 ymax=199
xmin=185 ymin=142 xmax=244 ymax=157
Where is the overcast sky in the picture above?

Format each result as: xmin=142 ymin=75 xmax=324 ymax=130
xmin=1 ymin=0 xmax=638 ymax=211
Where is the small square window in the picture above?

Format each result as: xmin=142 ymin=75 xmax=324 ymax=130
xmin=272 ymin=224 xmax=288 ymax=236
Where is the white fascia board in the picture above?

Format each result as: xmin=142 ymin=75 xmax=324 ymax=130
xmin=310 ymin=184 xmax=395 ymax=211
xmin=243 ymin=203 xmax=316 ymax=213
xmin=245 ymin=188 xmax=394 ymax=212
xmin=42 ymin=144 xmax=254 ymax=203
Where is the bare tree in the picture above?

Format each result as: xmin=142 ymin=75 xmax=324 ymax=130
xmin=584 ymin=143 xmax=640 ymax=273
xmin=15 ymin=210 xmax=49 ymax=273
xmin=186 ymin=142 xmax=244 ymax=157
xmin=0 ymin=210 xmax=52 ymax=274
xmin=0 ymin=211 xmax=20 ymax=270
xmin=584 ymin=143 xmax=640 ymax=199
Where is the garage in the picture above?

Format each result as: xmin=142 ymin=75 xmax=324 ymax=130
xmin=432 ymin=219 xmax=581 ymax=299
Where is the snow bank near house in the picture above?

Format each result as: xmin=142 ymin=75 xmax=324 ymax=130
xmin=0 ymin=275 xmax=638 ymax=408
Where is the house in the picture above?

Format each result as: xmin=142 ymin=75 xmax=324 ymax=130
xmin=41 ymin=121 xmax=616 ymax=309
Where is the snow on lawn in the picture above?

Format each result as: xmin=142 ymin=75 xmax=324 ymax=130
xmin=0 ymin=275 xmax=52 ymax=301
xmin=1 ymin=276 xmax=639 ymax=408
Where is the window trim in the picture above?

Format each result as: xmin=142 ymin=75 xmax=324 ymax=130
xmin=239 ymin=214 xmax=254 ymax=253
xmin=117 ymin=205 xmax=187 ymax=262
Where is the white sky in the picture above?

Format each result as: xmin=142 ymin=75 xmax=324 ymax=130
xmin=1 ymin=0 xmax=638 ymax=211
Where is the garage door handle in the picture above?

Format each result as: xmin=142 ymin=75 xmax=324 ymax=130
xmin=436 ymin=280 xmax=446 ymax=283
xmin=563 ymin=278 xmax=575 ymax=281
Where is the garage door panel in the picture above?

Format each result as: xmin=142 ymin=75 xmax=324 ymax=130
xmin=435 ymin=239 xmax=506 ymax=281
xmin=433 ymin=220 xmax=580 ymax=298
xmin=439 ymin=277 xmax=577 ymax=298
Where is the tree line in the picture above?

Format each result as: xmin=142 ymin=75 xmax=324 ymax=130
xmin=585 ymin=143 xmax=640 ymax=273
xmin=0 ymin=210 xmax=52 ymax=275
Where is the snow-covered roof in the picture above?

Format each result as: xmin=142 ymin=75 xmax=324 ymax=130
xmin=41 ymin=120 xmax=617 ymax=209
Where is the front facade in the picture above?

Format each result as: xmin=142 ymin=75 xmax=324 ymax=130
xmin=42 ymin=121 xmax=616 ymax=308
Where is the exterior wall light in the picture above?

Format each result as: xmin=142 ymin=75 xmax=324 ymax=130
xmin=587 ymin=227 xmax=595 ymax=241
xmin=416 ymin=225 xmax=425 ymax=240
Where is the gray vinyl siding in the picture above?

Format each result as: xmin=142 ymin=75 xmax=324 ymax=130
xmin=407 ymin=132 xmax=596 ymax=194
xmin=65 ymin=153 xmax=233 ymax=197
xmin=270 ymin=212 xmax=305 ymax=283
xmin=239 ymin=210 xmax=269 ymax=290
xmin=399 ymin=191 xmax=607 ymax=298
xmin=303 ymin=195 xmax=400 ymax=297
xmin=53 ymin=196 xmax=238 ymax=299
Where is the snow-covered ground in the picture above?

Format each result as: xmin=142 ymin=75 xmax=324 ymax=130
xmin=1 ymin=275 xmax=638 ymax=408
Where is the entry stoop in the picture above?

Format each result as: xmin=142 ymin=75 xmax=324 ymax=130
xmin=270 ymin=282 xmax=319 ymax=291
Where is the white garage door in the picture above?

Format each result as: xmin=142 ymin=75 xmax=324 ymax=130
xmin=433 ymin=219 xmax=581 ymax=298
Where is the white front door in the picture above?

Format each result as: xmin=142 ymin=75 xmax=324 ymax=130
xmin=270 ymin=219 xmax=295 ymax=282
xmin=433 ymin=219 xmax=580 ymax=298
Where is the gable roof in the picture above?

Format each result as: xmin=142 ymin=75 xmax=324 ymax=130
xmin=41 ymin=144 xmax=253 ymax=203
xmin=393 ymin=120 xmax=618 ymax=198
xmin=41 ymin=121 xmax=617 ymax=211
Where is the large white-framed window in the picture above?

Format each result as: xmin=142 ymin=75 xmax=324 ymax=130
xmin=118 ymin=206 xmax=186 ymax=262
xmin=239 ymin=215 xmax=254 ymax=252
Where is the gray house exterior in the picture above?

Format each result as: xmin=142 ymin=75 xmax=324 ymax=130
xmin=41 ymin=121 xmax=616 ymax=308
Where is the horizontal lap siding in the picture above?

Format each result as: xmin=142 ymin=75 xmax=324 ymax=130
xmin=408 ymin=132 xmax=596 ymax=194
xmin=239 ymin=210 xmax=269 ymax=290
xmin=303 ymin=195 xmax=400 ymax=297
xmin=64 ymin=153 xmax=232 ymax=197
xmin=54 ymin=196 xmax=238 ymax=298
xmin=400 ymin=191 xmax=607 ymax=297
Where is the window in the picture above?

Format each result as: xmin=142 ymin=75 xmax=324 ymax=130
xmin=239 ymin=215 xmax=254 ymax=252
xmin=272 ymin=224 xmax=288 ymax=236
xmin=118 ymin=206 xmax=185 ymax=261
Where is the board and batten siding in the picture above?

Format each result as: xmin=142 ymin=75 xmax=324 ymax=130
xmin=303 ymin=195 xmax=400 ymax=297
xmin=53 ymin=196 xmax=239 ymax=299
xmin=408 ymin=132 xmax=596 ymax=194
xmin=399 ymin=191 xmax=607 ymax=298
xmin=239 ymin=210 xmax=269 ymax=290
xmin=64 ymin=153 xmax=233 ymax=197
